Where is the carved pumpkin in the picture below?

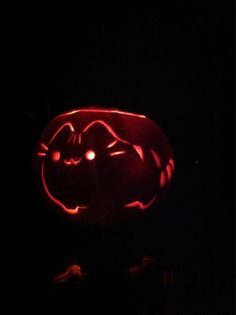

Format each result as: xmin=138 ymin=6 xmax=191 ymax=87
xmin=34 ymin=107 xmax=175 ymax=225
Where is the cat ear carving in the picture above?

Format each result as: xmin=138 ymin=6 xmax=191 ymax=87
xmin=82 ymin=120 xmax=129 ymax=146
xmin=48 ymin=122 xmax=76 ymax=146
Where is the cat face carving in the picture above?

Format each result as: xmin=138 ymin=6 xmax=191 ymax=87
xmin=34 ymin=108 xmax=175 ymax=225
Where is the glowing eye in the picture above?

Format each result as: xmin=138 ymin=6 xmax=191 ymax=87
xmin=85 ymin=150 xmax=96 ymax=161
xmin=51 ymin=151 xmax=61 ymax=162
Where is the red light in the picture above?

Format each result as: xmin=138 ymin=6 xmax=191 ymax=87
xmin=82 ymin=120 xmax=129 ymax=144
xmin=37 ymin=152 xmax=46 ymax=157
xmin=52 ymin=264 xmax=83 ymax=285
xmin=72 ymin=134 xmax=77 ymax=144
xmin=67 ymin=133 xmax=75 ymax=143
xmin=63 ymin=159 xmax=72 ymax=166
xmin=36 ymin=109 xmax=175 ymax=221
xmin=40 ymin=143 xmax=48 ymax=151
xmin=85 ymin=150 xmax=96 ymax=160
xmin=133 ymin=145 xmax=144 ymax=161
xmin=59 ymin=108 xmax=146 ymax=118
xmin=169 ymin=158 xmax=175 ymax=171
xmin=51 ymin=151 xmax=61 ymax=162
xmin=63 ymin=157 xmax=82 ymax=166
xmin=107 ymin=139 xmax=118 ymax=148
xmin=110 ymin=151 xmax=126 ymax=156
xmin=150 ymin=149 xmax=161 ymax=168
xmin=49 ymin=122 xmax=75 ymax=144
xmin=125 ymin=194 xmax=157 ymax=210
xmin=160 ymin=171 xmax=167 ymax=188
xmin=78 ymin=133 xmax=82 ymax=144
xmin=166 ymin=164 xmax=172 ymax=180
xmin=37 ymin=142 xmax=49 ymax=157
xmin=41 ymin=161 xmax=88 ymax=214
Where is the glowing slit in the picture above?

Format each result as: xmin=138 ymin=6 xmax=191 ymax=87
xmin=52 ymin=265 xmax=82 ymax=285
xmin=107 ymin=140 xmax=118 ymax=148
xmin=82 ymin=120 xmax=129 ymax=144
xmin=52 ymin=270 xmax=70 ymax=285
xmin=133 ymin=145 xmax=144 ymax=161
xmin=72 ymin=134 xmax=77 ymax=144
xmin=52 ymin=269 xmax=70 ymax=285
xmin=125 ymin=194 xmax=157 ymax=210
xmin=41 ymin=161 xmax=87 ymax=214
xmin=40 ymin=143 xmax=48 ymax=151
xmin=110 ymin=151 xmax=126 ymax=156
xmin=37 ymin=152 xmax=46 ymax=157
xmin=68 ymin=133 xmax=75 ymax=143
xmin=150 ymin=149 xmax=161 ymax=168
xmin=59 ymin=109 xmax=146 ymax=118
xmin=160 ymin=171 xmax=167 ymax=188
xmin=49 ymin=122 xmax=75 ymax=144
xmin=78 ymin=133 xmax=81 ymax=144
xmin=169 ymin=158 xmax=175 ymax=171
xmin=166 ymin=164 xmax=172 ymax=180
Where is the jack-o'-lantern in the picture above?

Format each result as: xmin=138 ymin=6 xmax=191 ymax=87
xmin=33 ymin=107 xmax=175 ymax=225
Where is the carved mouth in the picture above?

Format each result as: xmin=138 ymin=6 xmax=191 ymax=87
xmin=42 ymin=160 xmax=157 ymax=216
xmin=63 ymin=157 xmax=82 ymax=166
xmin=41 ymin=161 xmax=88 ymax=214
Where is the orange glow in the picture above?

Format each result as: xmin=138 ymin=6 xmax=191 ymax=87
xmin=41 ymin=161 xmax=87 ymax=214
xmin=52 ymin=264 xmax=83 ymax=285
xmin=37 ymin=152 xmax=46 ymax=157
xmin=51 ymin=151 xmax=61 ymax=162
xmin=82 ymin=120 xmax=129 ymax=144
xmin=110 ymin=151 xmax=126 ymax=156
xmin=160 ymin=171 xmax=167 ymax=188
xmin=125 ymin=194 xmax=157 ymax=210
xmin=166 ymin=164 xmax=172 ymax=180
xmin=85 ymin=150 xmax=96 ymax=160
xmin=133 ymin=145 xmax=144 ymax=161
xmin=150 ymin=149 xmax=161 ymax=168
xmin=52 ymin=270 xmax=71 ymax=285
xmin=40 ymin=143 xmax=48 ymax=151
xmin=59 ymin=108 xmax=146 ymax=118
xmin=49 ymin=122 xmax=75 ymax=144
xmin=169 ymin=158 xmax=175 ymax=171
xmin=107 ymin=139 xmax=118 ymax=148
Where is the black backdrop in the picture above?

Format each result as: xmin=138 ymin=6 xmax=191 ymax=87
xmin=12 ymin=4 xmax=235 ymax=315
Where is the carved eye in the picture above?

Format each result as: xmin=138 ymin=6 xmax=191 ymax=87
xmin=51 ymin=150 xmax=61 ymax=162
xmin=85 ymin=150 xmax=96 ymax=160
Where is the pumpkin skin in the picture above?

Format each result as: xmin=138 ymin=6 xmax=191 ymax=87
xmin=34 ymin=107 xmax=175 ymax=225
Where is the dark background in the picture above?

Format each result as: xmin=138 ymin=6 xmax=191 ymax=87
xmin=12 ymin=4 xmax=235 ymax=315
